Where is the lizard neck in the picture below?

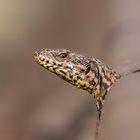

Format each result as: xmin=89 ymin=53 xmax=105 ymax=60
xmin=99 ymin=64 xmax=121 ymax=92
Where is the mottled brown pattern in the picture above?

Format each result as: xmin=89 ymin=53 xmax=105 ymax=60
xmin=34 ymin=48 xmax=121 ymax=115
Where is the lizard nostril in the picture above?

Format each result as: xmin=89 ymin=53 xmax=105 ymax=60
xmin=34 ymin=51 xmax=38 ymax=57
xmin=34 ymin=49 xmax=45 ymax=56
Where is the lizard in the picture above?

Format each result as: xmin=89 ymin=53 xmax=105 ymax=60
xmin=33 ymin=48 xmax=140 ymax=138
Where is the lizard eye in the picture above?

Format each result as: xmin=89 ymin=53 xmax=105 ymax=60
xmin=59 ymin=53 xmax=68 ymax=58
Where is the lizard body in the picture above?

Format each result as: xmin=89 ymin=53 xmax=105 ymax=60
xmin=34 ymin=48 xmax=121 ymax=115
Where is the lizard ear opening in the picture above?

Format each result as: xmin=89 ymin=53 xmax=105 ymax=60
xmin=85 ymin=66 xmax=91 ymax=74
xmin=85 ymin=60 xmax=95 ymax=75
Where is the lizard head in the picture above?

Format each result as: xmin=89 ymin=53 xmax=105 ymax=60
xmin=34 ymin=48 xmax=94 ymax=92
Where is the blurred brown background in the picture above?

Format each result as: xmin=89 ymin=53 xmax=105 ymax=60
xmin=0 ymin=0 xmax=140 ymax=140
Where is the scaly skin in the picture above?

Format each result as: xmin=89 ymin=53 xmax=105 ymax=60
xmin=34 ymin=48 xmax=121 ymax=117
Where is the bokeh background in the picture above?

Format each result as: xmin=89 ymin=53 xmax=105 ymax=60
xmin=0 ymin=0 xmax=140 ymax=140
